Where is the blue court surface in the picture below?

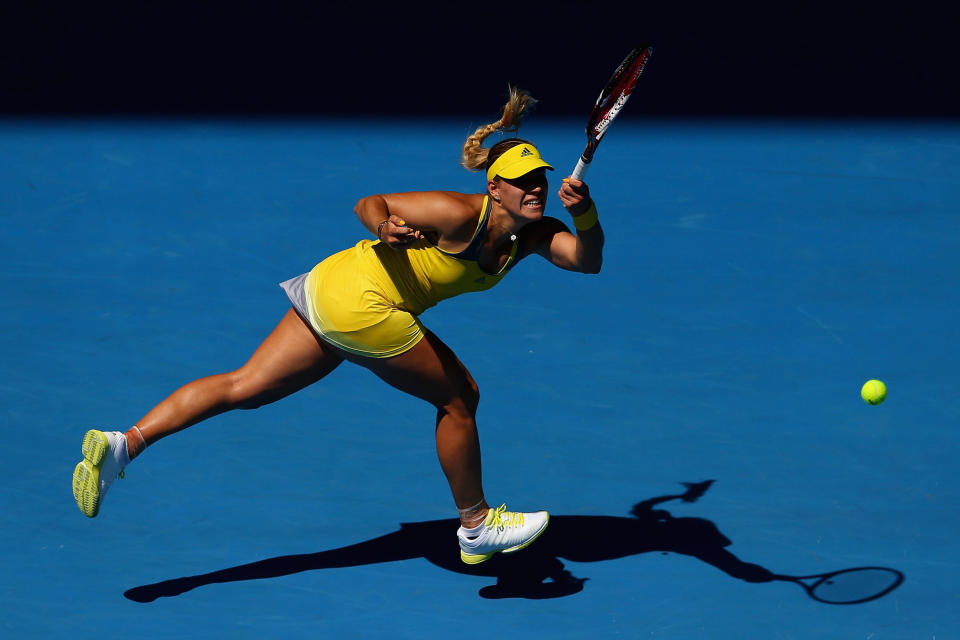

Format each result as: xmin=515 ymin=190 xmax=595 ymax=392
xmin=2 ymin=117 xmax=958 ymax=638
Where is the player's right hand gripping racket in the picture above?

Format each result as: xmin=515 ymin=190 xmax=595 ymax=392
xmin=571 ymin=44 xmax=653 ymax=180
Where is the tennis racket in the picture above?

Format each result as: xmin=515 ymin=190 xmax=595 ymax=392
xmin=571 ymin=44 xmax=653 ymax=180
xmin=774 ymin=567 xmax=904 ymax=605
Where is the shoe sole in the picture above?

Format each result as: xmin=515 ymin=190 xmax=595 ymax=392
xmin=73 ymin=430 xmax=108 ymax=518
xmin=460 ymin=513 xmax=550 ymax=565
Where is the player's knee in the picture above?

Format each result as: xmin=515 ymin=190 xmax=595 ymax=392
xmin=462 ymin=377 xmax=480 ymax=415
xmin=443 ymin=377 xmax=479 ymax=419
xmin=227 ymin=370 xmax=272 ymax=410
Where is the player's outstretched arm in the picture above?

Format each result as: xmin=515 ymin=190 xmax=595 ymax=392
xmin=354 ymin=191 xmax=480 ymax=249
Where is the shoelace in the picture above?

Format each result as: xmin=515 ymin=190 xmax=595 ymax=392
xmin=487 ymin=504 xmax=524 ymax=532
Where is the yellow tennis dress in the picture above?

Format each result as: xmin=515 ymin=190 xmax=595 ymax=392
xmin=281 ymin=196 xmax=519 ymax=358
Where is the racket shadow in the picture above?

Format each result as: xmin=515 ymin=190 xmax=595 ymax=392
xmin=123 ymin=481 xmax=904 ymax=603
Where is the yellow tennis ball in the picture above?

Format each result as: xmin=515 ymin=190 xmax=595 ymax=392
xmin=861 ymin=379 xmax=887 ymax=405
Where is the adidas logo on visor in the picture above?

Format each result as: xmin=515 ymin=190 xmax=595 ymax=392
xmin=519 ymin=147 xmax=534 ymax=157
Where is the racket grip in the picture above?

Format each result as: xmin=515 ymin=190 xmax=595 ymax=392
xmin=571 ymin=157 xmax=591 ymax=181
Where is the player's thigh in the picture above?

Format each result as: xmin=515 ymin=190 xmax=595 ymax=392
xmin=361 ymin=329 xmax=478 ymax=412
xmin=234 ymin=308 xmax=344 ymax=401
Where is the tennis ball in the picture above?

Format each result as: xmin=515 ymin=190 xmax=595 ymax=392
xmin=861 ymin=379 xmax=887 ymax=405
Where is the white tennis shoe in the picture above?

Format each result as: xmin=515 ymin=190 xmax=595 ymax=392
xmin=457 ymin=504 xmax=550 ymax=565
xmin=72 ymin=430 xmax=129 ymax=518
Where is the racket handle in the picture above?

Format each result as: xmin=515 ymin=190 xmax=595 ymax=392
xmin=571 ymin=156 xmax=591 ymax=181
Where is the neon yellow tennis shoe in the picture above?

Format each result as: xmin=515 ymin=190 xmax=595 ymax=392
xmin=72 ymin=430 xmax=129 ymax=518
xmin=457 ymin=504 xmax=549 ymax=565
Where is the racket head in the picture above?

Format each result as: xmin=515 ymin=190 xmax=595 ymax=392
xmin=795 ymin=567 xmax=905 ymax=604
xmin=581 ymin=44 xmax=653 ymax=161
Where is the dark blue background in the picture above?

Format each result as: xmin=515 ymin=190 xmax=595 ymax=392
xmin=1 ymin=0 xmax=955 ymax=117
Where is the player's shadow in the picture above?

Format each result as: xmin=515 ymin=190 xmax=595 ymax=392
xmin=123 ymin=481 xmax=895 ymax=602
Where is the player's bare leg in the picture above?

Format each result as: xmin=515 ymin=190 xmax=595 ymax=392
xmin=360 ymin=329 xmax=549 ymax=564
xmin=73 ymin=309 xmax=343 ymax=517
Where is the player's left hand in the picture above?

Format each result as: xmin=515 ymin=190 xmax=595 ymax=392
xmin=382 ymin=215 xmax=423 ymax=249
xmin=558 ymin=177 xmax=592 ymax=216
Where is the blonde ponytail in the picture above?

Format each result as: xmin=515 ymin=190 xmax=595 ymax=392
xmin=461 ymin=86 xmax=538 ymax=172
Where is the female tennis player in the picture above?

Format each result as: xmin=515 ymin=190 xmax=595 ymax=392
xmin=72 ymin=88 xmax=604 ymax=565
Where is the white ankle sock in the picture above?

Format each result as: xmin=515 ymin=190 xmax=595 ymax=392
xmin=457 ymin=498 xmax=488 ymax=531
xmin=460 ymin=522 xmax=485 ymax=540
